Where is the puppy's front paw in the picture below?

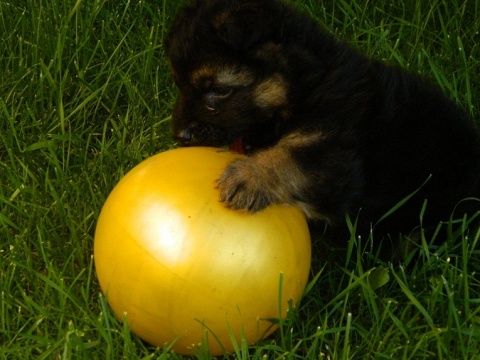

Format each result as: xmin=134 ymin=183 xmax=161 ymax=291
xmin=217 ymin=158 xmax=278 ymax=212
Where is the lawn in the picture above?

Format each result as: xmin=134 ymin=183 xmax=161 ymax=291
xmin=1 ymin=0 xmax=479 ymax=359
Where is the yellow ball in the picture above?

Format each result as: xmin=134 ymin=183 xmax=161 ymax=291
xmin=94 ymin=147 xmax=311 ymax=355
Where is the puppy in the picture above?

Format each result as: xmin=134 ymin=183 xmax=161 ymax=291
xmin=165 ymin=0 xmax=480 ymax=255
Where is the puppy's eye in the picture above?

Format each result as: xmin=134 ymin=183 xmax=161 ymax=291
xmin=209 ymin=86 xmax=233 ymax=99
xmin=204 ymin=86 xmax=233 ymax=111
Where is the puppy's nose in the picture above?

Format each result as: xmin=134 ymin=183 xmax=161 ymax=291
xmin=175 ymin=128 xmax=192 ymax=146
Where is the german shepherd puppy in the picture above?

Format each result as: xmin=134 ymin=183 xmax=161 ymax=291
xmin=165 ymin=0 xmax=480 ymax=256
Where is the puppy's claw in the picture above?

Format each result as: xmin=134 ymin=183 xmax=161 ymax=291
xmin=217 ymin=182 xmax=244 ymax=206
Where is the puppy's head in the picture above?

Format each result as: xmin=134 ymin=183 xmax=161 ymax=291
xmin=165 ymin=0 xmax=293 ymax=152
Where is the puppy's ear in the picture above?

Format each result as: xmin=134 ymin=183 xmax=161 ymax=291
xmin=212 ymin=1 xmax=280 ymax=50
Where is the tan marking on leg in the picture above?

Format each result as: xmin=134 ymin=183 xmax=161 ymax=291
xmin=253 ymin=131 xmax=327 ymax=219
xmin=218 ymin=130 xmax=326 ymax=219
xmin=253 ymin=131 xmax=324 ymax=197
xmin=278 ymin=131 xmax=326 ymax=148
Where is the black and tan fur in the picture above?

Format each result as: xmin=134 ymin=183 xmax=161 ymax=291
xmin=165 ymin=0 xmax=480 ymax=256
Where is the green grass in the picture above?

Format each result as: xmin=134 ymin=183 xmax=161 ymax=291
xmin=1 ymin=0 xmax=479 ymax=358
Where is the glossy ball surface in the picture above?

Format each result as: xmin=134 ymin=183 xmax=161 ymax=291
xmin=94 ymin=147 xmax=311 ymax=355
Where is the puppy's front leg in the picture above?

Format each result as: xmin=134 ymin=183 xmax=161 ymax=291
xmin=217 ymin=131 xmax=321 ymax=218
